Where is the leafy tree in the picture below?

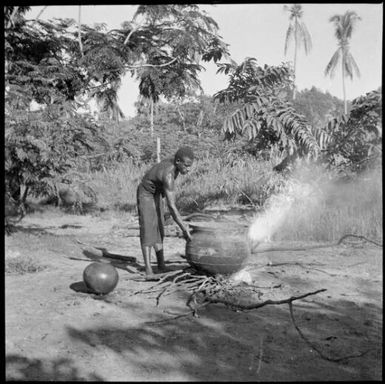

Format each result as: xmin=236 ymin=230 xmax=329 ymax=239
xmin=4 ymin=8 xmax=119 ymax=209
xmin=314 ymin=89 xmax=382 ymax=173
xmin=4 ymin=4 xmax=229 ymax=211
xmin=283 ymin=4 xmax=312 ymax=99
xmin=324 ymin=10 xmax=361 ymax=114
xmin=130 ymin=4 xmax=229 ymax=135
xmin=214 ymin=58 xmax=319 ymax=159
xmin=293 ymin=86 xmax=345 ymax=130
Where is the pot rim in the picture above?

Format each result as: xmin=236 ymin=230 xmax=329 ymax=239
xmin=188 ymin=221 xmax=248 ymax=233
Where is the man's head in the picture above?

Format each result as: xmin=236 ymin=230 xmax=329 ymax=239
xmin=174 ymin=147 xmax=194 ymax=175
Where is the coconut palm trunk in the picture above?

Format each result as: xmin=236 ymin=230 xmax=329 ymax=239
xmin=341 ymin=52 xmax=347 ymax=114
xmin=283 ymin=4 xmax=312 ymax=101
xmin=150 ymin=98 xmax=154 ymax=136
xmin=324 ymin=11 xmax=361 ymax=116
xmin=293 ymin=32 xmax=298 ymax=99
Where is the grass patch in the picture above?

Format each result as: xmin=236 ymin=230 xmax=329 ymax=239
xmin=268 ymin=165 xmax=383 ymax=242
xmin=177 ymin=157 xmax=286 ymax=211
xmin=86 ymin=157 xmax=286 ymax=213
xmin=88 ymin=160 xmax=146 ymax=212
xmin=5 ymin=253 xmax=47 ymax=275
xmin=67 ymin=157 xmax=382 ymax=243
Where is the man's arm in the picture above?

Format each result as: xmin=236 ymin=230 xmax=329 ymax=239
xmin=163 ymin=173 xmax=191 ymax=241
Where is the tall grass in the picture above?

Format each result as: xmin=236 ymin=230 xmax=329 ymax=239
xmin=89 ymin=160 xmax=146 ymax=211
xmin=89 ymin=157 xmax=286 ymax=213
xmin=264 ymin=164 xmax=383 ymax=242
xmin=176 ymin=157 xmax=286 ymax=211
xmin=85 ymin=157 xmax=382 ymax=243
xmin=5 ymin=251 xmax=47 ymax=274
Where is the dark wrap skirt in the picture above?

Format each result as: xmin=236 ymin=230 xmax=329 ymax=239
xmin=136 ymin=183 xmax=165 ymax=246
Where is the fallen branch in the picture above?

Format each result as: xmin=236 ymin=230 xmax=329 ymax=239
xmin=252 ymin=233 xmax=382 ymax=254
xmin=266 ymin=262 xmax=337 ymax=277
xmin=204 ymin=289 xmax=327 ymax=310
xmin=337 ymin=234 xmax=383 ymax=247
xmin=74 ymin=239 xmax=137 ymax=263
xmin=289 ymin=302 xmax=373 ymax=363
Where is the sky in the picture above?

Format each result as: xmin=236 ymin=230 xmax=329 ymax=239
xmin=28 ymin=4 xmax=383 ymax=118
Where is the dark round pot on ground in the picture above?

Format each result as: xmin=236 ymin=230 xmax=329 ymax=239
xmin=83 ymin=262 xmax=119 ymax=294
xmin=185 ymin=221 xmax=251 ymax=275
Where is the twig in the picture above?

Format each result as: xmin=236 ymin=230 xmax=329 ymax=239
xmin=205 ymin=289 xmax=327 ymax=310
xmin=238 ymin=189 xmax=256 ymax=207
xmin=123 ymin=20 xmax=142 ymax=45
xmin=289 ymin=302 xmax=373 ymax=362
xmin=35 ymin=6 xmax=47 ymax=21
xmin=268 ymin=262 xmax=337 ymax=277
xmin=251 ymin=243 xmax=337 ymax=254
xmin=126 ymin=57 xmax=178 ymax=69
xmin=144 ymin=302 xmax=211 ymax=325
xmin=256 ymin=337 xmax=264 ymax=375
xmin=7 ymin=7 xmax=18 ymax=28
xmin=155 ymin=272 xmax=211 ymax=306
xmin=337 ymin=234 xmax=382 ymax=247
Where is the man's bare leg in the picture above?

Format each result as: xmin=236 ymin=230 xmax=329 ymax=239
xmin=141 ymin=245 xmax=154 ymax=276
xmin=154 ymin=243 xmax=166 ymax=272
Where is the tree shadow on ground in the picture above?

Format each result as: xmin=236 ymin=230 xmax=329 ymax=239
xmin=6 ymin=355 xmax=104 ymax=381
xmin=65 ymin=291 xmax=382 ymax=381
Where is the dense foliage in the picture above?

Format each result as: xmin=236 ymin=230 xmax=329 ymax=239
xmin=4 ymin=5 xmax=228 ymax=210
xmin=213 ymin=58 xmax=319 ymax=157
xmin=293 ymin=86 xmax=345 ymax=130
xmin=314 ymin=89 xmax=382 ymax=173
xmin=4 ymin=5 xmax=381 ymax=221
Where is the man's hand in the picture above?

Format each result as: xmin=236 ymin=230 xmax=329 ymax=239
xmin=182 ymin=227 xmax=192 ymax=242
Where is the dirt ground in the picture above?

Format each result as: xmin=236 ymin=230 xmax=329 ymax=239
xmin=5 ymin=208 xmax=383 ymax=381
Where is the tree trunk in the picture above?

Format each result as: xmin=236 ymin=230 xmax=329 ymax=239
xmin=293 ymin=21 xmax=298 ymax=100
xmin=20 ymin=185 xmax=29 ymax=204
xmin=156 ymin=137 xmax=161 ymax=163
xmin=78 ymin=6 xmax=83 ymax=56
xmin=342 ymin=57 xmax=347 ymax=114
xmin=176 ymin=103 xmax=186 ymax=131
xmin=150 ymin=99 xmax=154 ymax=136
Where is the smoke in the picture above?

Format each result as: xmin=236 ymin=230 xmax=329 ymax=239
xmin=247 ymin=162 xmax=382 ymax=247
xmin=247 ymin=175 xmax=319 ymax=246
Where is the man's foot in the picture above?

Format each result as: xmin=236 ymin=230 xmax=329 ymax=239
xmin=157 ymin=264 xmax=171 ymax=273
xmin=145 ymin=273 xmax=161 ymax=281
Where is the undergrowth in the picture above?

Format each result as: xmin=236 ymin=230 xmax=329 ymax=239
xmin=5 ymin=254 xmax=47 ymax=275
xmin=31 ymin=154 xmax=382 ymax=243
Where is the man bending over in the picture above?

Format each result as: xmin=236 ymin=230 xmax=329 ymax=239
xmin=136 ymin=147 xmax=194 ymax=279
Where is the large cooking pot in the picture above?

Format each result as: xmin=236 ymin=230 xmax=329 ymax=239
xmin=185 ymin=221 xmax=251 ymax=275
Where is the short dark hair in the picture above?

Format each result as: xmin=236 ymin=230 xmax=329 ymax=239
xmin=175 ymin=147 xmax=194 ymax=161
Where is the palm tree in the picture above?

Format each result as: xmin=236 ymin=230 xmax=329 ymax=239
xmin=284 ymin=4 xmax=312 ymax=99
xmin=324 ymin=11 xmax=361 ymax=114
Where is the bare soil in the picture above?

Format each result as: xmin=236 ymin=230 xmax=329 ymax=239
xmin=5 ymin=208 xmax=382 ymax=381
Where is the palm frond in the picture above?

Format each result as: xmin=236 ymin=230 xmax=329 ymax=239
xmin=284 ymin=23 xmax=294 ymax=56
xmin=329 ymin=15 xmax=343 ymax=41
xmin=345 ymin=51 xmax=361 ymax=78
xmin=324 ymin=48 xmax=341 ymax=78
xmin=299 ymin=22 xmax=312 ymax=54
xmin=342 ymin=11 xmax=361 ymax=39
